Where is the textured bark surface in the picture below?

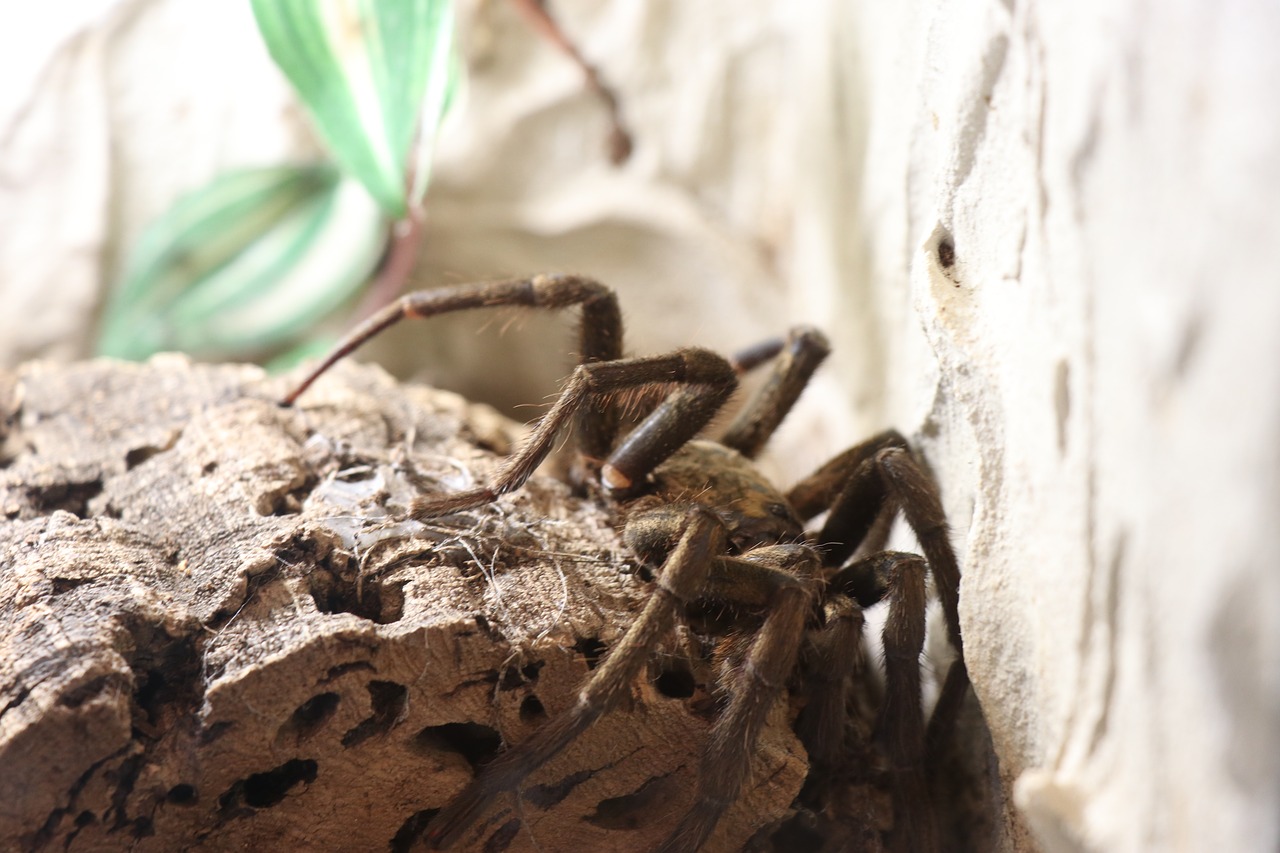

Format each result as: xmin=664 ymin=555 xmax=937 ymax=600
xmin=0 ymin=357 xmax=807 ymax=852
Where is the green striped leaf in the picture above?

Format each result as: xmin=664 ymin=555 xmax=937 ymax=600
xmin=251 ymin=0 xmax=457 ymax=218
xmin=98 ymin=166 xmax=386 ymax=360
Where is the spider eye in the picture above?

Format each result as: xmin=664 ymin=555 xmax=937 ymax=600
xmin=766 ymin=502 xmax=792 ymax=520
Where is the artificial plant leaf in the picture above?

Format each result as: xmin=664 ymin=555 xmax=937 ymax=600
xmin=409 ymin=31 xmax=461 ymax=207
xmin=99 ymin=166 xmax=386 ymax=360
xmin=251 ymin=0 xmax=457 ymax=218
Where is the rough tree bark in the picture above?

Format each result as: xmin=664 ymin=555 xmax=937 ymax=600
xmin=0 ymin=357 xmax=810 ymax=852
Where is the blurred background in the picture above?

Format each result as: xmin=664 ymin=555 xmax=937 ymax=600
xmin=3 ymin=2 xmax=1278 ymax=851
xmin=0 ymin=0 xmax=877 ymax=482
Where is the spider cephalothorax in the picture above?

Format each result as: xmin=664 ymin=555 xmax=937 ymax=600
xmin=282 ymin=274 xmax=967 ymax=853
xmin=629 ymin=440 xmax=806 ymax=550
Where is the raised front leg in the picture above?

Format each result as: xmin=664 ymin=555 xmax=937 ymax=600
xmin=279 ymin=274 xmax=624 ymax=461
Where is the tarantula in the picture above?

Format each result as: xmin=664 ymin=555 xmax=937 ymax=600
xmin=281 ymin=274 xmax=968 ymax=852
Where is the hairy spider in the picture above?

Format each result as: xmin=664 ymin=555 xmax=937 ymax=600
xmin=281 ymin=274 xmax=968 ymax=852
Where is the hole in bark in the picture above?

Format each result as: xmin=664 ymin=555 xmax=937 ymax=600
xmin=587 ymin=775 xmax=679 ymax=830
xmin=269 ymin=492 xmax=304 ymax=516
xmin=574 ymin=637 xmax=607 ymax=670
xmin=342 ymin=681 xmax=408 ymax=747
xmin=74 ymin=811 xmax=96 ymax=827
xmin=323 ymin=661 xmax=376 ymax=681
xmin=24 ymin=478 xmax=103 ymax=517
xmin=519 ymin=694 xmax=546 ymax=724
xmin=526 ymin=769 xmax=592 ymax=809
xmin=389 ymin=809 xmax=439 ymax=853
xmin=278 ymin=692 xmax=341 ymax=744
xmin=219 ymin=759 xmax=319 ymax=815
xmin=125 ymin=445 xmax=164 ymax=469
xmin=50 ymin=576 xmax=91 ymax=595
xmin=412 ymin=723 xmax=502 ymax=769
xmin=244 ymin=759 xmax=318 ymax=807
xmin=166 ymin=784 xmax=197 ymax=805
xmin=202 ymin=461 xmax=218 ymax=475
xmin=130 ymin=634 xmax=201 ymax=732
xmin=310 ymin=572 xmax=405 ymax=624
xmin=485 ymin=818 xmax=521 ymax=851
xmin=654 ymin=665 xmax=696 ymax=699
xmin=498 ymin=659 xmax=544 ymax=691
xmin=134 ymin=669 xmax=173 ymax=726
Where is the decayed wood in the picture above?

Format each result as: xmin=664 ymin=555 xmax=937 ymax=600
xmin=0 ymin=357 xmax=806 ymax=852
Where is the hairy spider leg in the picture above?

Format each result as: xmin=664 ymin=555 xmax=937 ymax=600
xmin=279 ymin=274 xmax=624 ymax=461
xmin=787 ymin=431 xmax=961 ymax=656
xmin=789 ymin=433 xmax=967 ymax=853
xmin=721 ymin=326 xmax=831 ymax=460
xmin=831 ymin=551 xmax=937 ymax=853
xmin=728 ymin=336 xmax=788 ymax=374
xmin=655 ymin=544 xmax=818 ymax=853
xmin=870 ymin=446 xmax=972 ymax=777
xmin=614 ymin=324 xmax=828 ymax=457
xmin=410 ymin=348 xmax=737 ymax=517
xmin=815 ymin=440 xmax=968 ymax=734
xmin=597 ymin=351 xmax=739 ymax=497
xmin=423 ymin=507 xmax=728 ymax=850
xmin=794 ymin=595 xmax=866 ymax=778
xmin=786 ymin=430 xmax=909 ymax=535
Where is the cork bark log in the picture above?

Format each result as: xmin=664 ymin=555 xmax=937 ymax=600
xmin=0 ymin=357 xmax=809 ymax=852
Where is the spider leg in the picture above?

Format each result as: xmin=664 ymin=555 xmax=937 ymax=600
xmin=720 ymin=326 xmax=831 ymax=459
xmin=279 ymin=274 xmax=624 ymax=461
xmin=820 ymin=441 xmax=970 ymax=766
xmin=794 ymin=594 xmax=865 ymax=780
xmin=601 ymin=331 xmax=788 ymax=443
xmin=786 ymin=429 xmax=908 ymax=525
xmin=728 ymin=336 xmax=788 ymax=374
xmin=873 ymin=447 xmax=961 ymax=656
xmin=790 ymin=431 xmax=961 ymax=656
xmin=656 ymin=544 xmax=819 ymax=853
xmin=423 ymin=507 xmax=727 ymax=850
xmin=832 ymin=550 xmax=937 ymax=853
xmin=925 ymin=653 xmax=969 ymax=766
xmin=411 ymin=347 xmax=737 ymax=517
xmin=794 ymin=435 xmax=965 ymax=851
